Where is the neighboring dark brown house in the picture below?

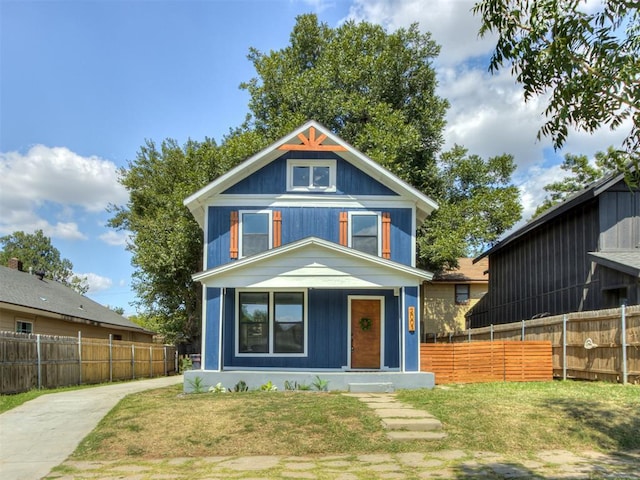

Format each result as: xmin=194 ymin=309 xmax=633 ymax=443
xmin=467 ymin=170 xmax=640 ymax=328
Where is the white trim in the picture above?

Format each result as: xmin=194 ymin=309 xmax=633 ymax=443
xmin=208 ymin=194 xmax=417 ymax=209
xmin=183 ymin=121 xmax=438 ymax=228
xmin=347 ymin=295 xmax=385 ymax=370
xmin=193 ymin=236 xmax=433 ymax=284
xmin=218 ymin=287 xmax=224 ymax=372
xmin=401 ymin=287 xmax=406 ymax=372
xmin=286 ymin=159 xmax=337 ymax=192
xmin=348 ymin=210 xmax=382 ymax=257
xmin=235 ymin=288 xmax=308 ymax=358
xmin=411 ymin=205 xmax=417 ymax=268
xmin=203 ymin=206 xmax=209 ymax=271
xmin=200 ymin=287 xmax=209 ymax=371
xmin=238 ymin=209 xmax=273 ymax=258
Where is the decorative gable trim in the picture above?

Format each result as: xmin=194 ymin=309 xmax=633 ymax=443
xmin=278 ymin=126 xmax=347 ymax=152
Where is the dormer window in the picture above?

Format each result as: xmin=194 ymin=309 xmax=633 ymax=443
xmin=287 ymin=159 xmax=336 ymax=192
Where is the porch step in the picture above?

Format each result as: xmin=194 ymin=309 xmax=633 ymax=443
xmin=348 ymin=382 xmax=394 ymax=393
xmin=382 ymin=418 xmax=443 ymax=431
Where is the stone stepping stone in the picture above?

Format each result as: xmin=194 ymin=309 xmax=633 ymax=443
xmin=386 ymin=431 xmax=447 ymax=441
xmin=382 ymin=418 xmax=443 ymax=431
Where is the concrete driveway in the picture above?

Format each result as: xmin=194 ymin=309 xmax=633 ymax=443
xmin=0 ymin=375 xmax=182 ymax=480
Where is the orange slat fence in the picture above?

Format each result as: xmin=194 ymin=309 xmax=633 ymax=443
xmin=420 ymin=341 xmax=553 ymax=384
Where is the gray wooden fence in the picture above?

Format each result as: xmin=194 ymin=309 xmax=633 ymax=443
xmin=0 ymin=331 xmax=177 ymax=394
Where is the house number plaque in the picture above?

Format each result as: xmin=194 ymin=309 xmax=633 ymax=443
xmin=408 ymin=306 xmax=415 ymax=332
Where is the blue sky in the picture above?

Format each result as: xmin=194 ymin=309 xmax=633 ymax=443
xmin=0 ymin=0 xmax=627 ymax=315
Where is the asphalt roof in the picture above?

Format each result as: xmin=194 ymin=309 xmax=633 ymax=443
xmin=0 ymin=266 xmax=152 ymax=333
xmin=588 ymin=251 xmax=640 ymax=278
xmin=432 ymin=258 xmax=489 ymax=283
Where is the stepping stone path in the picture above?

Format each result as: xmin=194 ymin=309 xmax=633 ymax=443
xmin=344 ymin=392 xmax=447 ymax=441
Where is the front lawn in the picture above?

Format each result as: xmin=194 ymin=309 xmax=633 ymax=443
xmin=71 ymin=381 xmax=639 ymax=460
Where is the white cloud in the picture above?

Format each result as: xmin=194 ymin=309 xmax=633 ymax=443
xmin=0 ymin=145 xmax=127 ymax=239
xmin=346 ymin=0 xmax=497 ymax=66
xmin=99 ymin=230 xmax=131 ymax=247
xmin=77 ymin=272 xmax=113 ymax=293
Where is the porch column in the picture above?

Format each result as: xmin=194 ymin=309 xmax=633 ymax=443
xmin=204 ymin=287 xmax=223 ymax=371
xmin=403 ymin=286 xmax=420 ymax=371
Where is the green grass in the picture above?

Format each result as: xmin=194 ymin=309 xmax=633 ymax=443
xmin=70 ymin=380 xmax=640 ymax=461
xmin=397 ymin=381 xmax=640 ymax=455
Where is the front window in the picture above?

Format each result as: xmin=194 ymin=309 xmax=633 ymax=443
xmin=350 ymin=213 xmax=380 ymax=256
xmin=240 ymin=211 xmax=271 ymax=257
xmin=238 ymin=291 xmax=306 ymax=355
xmin=287 ymin=160 xmax=336 ymax=192
xmin=16 ymin=320 xmax=33 ymax=334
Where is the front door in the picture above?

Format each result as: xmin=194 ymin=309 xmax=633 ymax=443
xmin=350 ymin=298 xmax=382 ymax=369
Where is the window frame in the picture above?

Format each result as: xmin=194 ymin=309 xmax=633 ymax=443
xmin=455 ymin=284 xmax=471 ymax=305
xmin=286 ymin=159 xmax=337 ymax=192
xmin=16 ymin=320 xmax=33 ymax=334
xmin=348 ymin=211 xmax=382 ymax=256
xmin=238 ymin=210 xmax=273 ymax=258
xmin=236 ymin=289 xmax=308 ymax=357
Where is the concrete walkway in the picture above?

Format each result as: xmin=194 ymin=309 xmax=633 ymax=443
xmin=0 ymin=375 xmax=182 ymax=480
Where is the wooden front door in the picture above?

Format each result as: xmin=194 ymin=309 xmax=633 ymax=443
xmin=350 ymin=298 xmax=382 ymax=369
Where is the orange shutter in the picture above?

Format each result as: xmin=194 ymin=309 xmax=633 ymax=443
xmin=230 ymin=211 xmax=239 ymax=259
xmin=273 ymin=211 xmax=282 ymax=248
xmin=382 ymin=212 xmax=391 ymax=259
xmin=339 ymin=212 xmax=348 ymax=246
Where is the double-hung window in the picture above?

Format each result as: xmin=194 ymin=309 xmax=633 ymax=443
xmin=238 ymin=291 xmax=306 ymax=355
xmin=240 ymin=210 xmax=271 ymax=257
xmin=287 ymin=160 xmax=336 ymax=192
xmin=455 ymin=284 xmax=470 ymax=305
xmin=349 ymin=212 xmax=381 ymax=256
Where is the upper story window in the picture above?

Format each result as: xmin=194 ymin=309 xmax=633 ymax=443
xmin=349 ymin=212 xmax=381 ymax=256
xmin=287 ymin=159 xmax=336 ymax=192
xmin=240 ymin=210 xmax=272 ymax=257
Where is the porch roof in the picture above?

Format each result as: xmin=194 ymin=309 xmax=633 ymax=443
xmin=192 ymin=236 xmax=433 ymax=288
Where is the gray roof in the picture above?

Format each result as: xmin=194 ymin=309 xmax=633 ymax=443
xmin=0 ymin=266 xmax=152 ymax=333
xmin=588 ymin=251 xmax=640 ymax=278
xmin=475 ymin=169 xmax=635 ymax=262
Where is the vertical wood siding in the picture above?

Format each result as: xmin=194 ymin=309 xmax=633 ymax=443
xmin=221 ymin=153 xmax=398 ymax=196
xmin=469 ymin=200 xmax=601 ymax=327
xmin=221 ymin=288 xmax=400 ymax=369
xmin=207 ymin=206 xmax=414 ymax=269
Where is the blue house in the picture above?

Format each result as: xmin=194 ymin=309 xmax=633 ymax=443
xmin=183 ymin=121 xmax=437 ymax=391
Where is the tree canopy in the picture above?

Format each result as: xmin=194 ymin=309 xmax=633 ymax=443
xmin=0 ymin=229 xmax=89 ymax=294
xmin=473 ymin=0 xmax=639 ymax=166
xmin=241 ymin=14 xmax=448 ymax=197
xmin=110 ymin=14 xmax=522 ymax=342
xmin=533 ymin=147 xmax=635 ymax=217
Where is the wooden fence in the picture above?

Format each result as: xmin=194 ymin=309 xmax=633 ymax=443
xmin=421 ymin=341 xmax=553 ymax=384
xmin=0 ymin=331 xmax=177 ymax=394
xmin=426 ymin=305 xmax=640 ymax=384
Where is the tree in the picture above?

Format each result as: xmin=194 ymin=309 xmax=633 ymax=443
xmin=107 ymin=135 xmax=264 ymax=344
xmin=418 ymin=146 xmax=522 ymax=270
xmin=241 ymin=14 xmax=448 ymax=197
xmin=0 ymin=229 xmax=89 ymax=294
xmin=533 ymin=147 xmax=635 ymax=217
xmin=242 ymin=14 xmax=520 ymax=269
xmin=473 ymin=0 xmax=639 ymax=167
xmin=111 ymin=14 xmax=522 ymax=342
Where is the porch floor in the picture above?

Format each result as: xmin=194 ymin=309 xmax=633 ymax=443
xmin=183 ymin=370 xmax=434 ymax=393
